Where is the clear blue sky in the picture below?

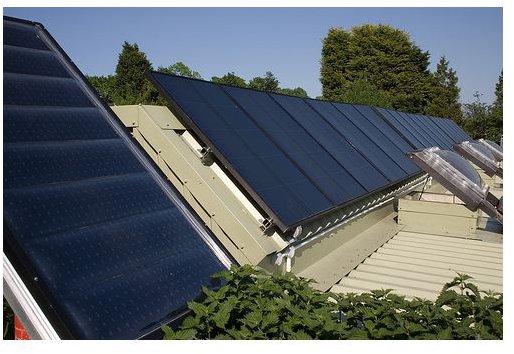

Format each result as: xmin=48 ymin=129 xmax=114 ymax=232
xmin=4 ymin=7 xmax=502 ymax=104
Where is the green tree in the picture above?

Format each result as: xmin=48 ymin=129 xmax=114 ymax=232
xmin=277 ymin=87 xmax=309 ymax=98
xmin=488 ymin=71 xmax=503 ymax=142
xmin=425 ymin=56 xmax=463 ymax=124
xmin=320 ymin=24 xmax=433 ymax=113
xmin=157 ymin=61 xmax=202 ymax=79
xmin=249 ymin=71 xmax=280 ymax=92
xmin=86 ymin=75 xmax=117 ymax=105
xmin=338 ymin=77 xmax=392 ymax=108
xmin=211 ymin=72 xmax=247 ymax=87
xmin=114 ymin=41 xmax=155 ymax=105
xmin=463 ymin=92 xmax=491 ymax=139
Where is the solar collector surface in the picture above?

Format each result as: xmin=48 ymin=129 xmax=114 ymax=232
xmin=149 ymin=73 xmax=426 ymax=231
xmin=3 ymin=17 xmax=227 ymax=339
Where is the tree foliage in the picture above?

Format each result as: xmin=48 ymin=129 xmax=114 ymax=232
xmin=337 ymin=77 xmax=392 ymax=108
xmin=277 ymin=87 xmax=309 ymax=98
xmin=320 ymin=25 xmax=433 ymax=112
xmin=425 ymin=56 xmax=463 ymax=124
xmin=162 ymin=265 xmax=502 ymax=340
xmin=462 ymin=71 xmax=503 ymax=143
xmin=86 ymin=74 xmax=116 ymax=105
xmin=157 ymin=61 xmax=202 ymax=79
xmin=211 ymin=72 xmax=247 ymax=87
xmin=248 ymin=71 xmax=280 ymax=92
xmin=113 ymin=41 xmax=157 ymax=105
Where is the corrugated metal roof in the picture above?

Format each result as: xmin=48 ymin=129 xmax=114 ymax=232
xmin=331 ymin=230 xmax=502 ymax=301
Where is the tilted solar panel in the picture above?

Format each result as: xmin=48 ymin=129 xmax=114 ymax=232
xmin=148 ymin=73 xmax=427 ymax=231
xmin=3 ymin=16 xmax=229 ymax=339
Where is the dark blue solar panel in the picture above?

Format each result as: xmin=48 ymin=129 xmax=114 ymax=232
xmin=3 ymin=106 xmax=118 ymax=143
xmin=293 ymin=98 xmax=409 ymax=181
xmin=3 ymin=17 xmax=226 ymax=339
xmin=4 ymin=45 xmax=70 ymax=77
xmin=225 ymin=87 xmax=371 ymax=201
xmin=351 ymin=105 xmax=417 ymax=153
xmin=392 ymin=111 xmax=434 ymax=147
xmin=374 ymin=107 xmax=426 ymax=149
xmin=329 ymin=103 xmax=419 ymax=175
xmin=149 ymin=72 xmax=333 ymax=228
xmin=431 ymin=116 xmax=471 ymax=143
xmin=403 ymin=112 xmax=449 ymax=148
xmin=414 ymin=114 xmax=455 ymax=149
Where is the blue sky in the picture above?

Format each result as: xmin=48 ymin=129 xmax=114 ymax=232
xmin=4 ymin=7 xmax=502 ymax=104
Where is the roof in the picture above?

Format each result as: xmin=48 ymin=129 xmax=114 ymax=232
xmin=331 ymin=229 xmax=502 ymax=301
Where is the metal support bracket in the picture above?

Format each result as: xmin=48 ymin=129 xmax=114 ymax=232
xmin=199 ymin=146 xmax=214 ymax=166
xmin=259 ymin=217 xmax=274 ymax=233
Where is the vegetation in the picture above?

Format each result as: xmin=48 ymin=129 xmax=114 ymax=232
xmin=425 ymin=56 xmax=463 ymax=125
xmin=162 ymin=265 xmax=502 ymax=340
xmin=320 ymin=25 xmax=433 ymax=113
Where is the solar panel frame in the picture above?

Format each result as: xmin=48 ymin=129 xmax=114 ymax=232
xmin=3 ymin=16 xmax=232 ymax=339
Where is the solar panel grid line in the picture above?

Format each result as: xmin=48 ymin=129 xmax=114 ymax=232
xmin=351 ymin=105 xmax=418 ymax=153
xmin=425 ymin=116 xmax=455 ymax=148
xmin=428 ymin=116 xmax=459 ymax=143
xmin=373 ymin=107 xmax=426 ymax=149
xmin=432 ymin=116 xmax=464 ymax=142
xmin=420 ymin=115 xmax=457 ymax=148
xmin=427 ymin=116 xmax=456 ymax=146
xmin=262 ymin=91 xmax=390 ymax=188
xmin=219 ymin=84 xmax=366 ymax=204
xmin=390 ymin=110 xmax=434 ymax=147
xmin=298 ymin=98 xmax=402 ymax=181
xmin=3 ymin=16 xmax=230 ymax=339
xmin=417 ymin=114 xmax=454 ymax=148
xmin=405 ymin=113 xmax=449 ymax=148
xmin=330 ymin=103 xmax=420 ymax=175
xmin=146 ymin=72 xmax=332 ymax=230
xmin=302 ymin=99 xmax=410 ymax=180
xmin=444 ymin=118 xmax=472 ymax=142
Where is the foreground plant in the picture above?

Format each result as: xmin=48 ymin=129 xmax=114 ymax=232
xmin=162 ymin=265 xmax=502 ymax=340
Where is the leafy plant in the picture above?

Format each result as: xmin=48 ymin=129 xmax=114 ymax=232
xmin=162 ymin=266 xmax=502 ymax=340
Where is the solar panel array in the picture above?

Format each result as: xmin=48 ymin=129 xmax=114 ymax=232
xmin=3 ymin=17 xmax=227 ymax=339
xmin=148 ymin=73 xmax=470 ymax=232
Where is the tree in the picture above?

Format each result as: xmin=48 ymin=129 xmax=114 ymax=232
xmin=114 ymin=41 xmax=155 ymax=104
xmin=463 ymin=92 xmax=493 ymax=140
xmin=248 ymin=71 xmax=280 ymax=92
xmin=277 ymin=87 xmax=309 ymax=98
xmin=488 ymin=71 xmax=503 ymax=142
xmin=211 ymin=72 xmax=247 ymax=87
xmin=337 ymin=77 xmax=392 ymax=108
xmin=86 ymin=75 xmax=116 ymax=105
xmin=320 ymin=24 xmax=433 ymax=113
xmin=425 ymin=56 xmax=463 ymax=124
xmin=157 ymin=62 xmax=202 ymax=79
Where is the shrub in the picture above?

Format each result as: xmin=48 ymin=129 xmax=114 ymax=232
xmin=162 ymin=266 xmax=502 ymax=340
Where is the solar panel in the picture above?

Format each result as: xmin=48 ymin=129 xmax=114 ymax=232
xmin=404 ymin=113 xmax=450 ymax=148
xmin=374 ymin=107 xmax=426 ymax=149
xmin=430 ymin=115 xmax=471 ymax=143
xmin=311 ymin=100 xmax=416 ymax=181
xmin=149 ymin=73 xmax=427 ymax=231
xmin=3 ymin=16 xmax=228 ymax=339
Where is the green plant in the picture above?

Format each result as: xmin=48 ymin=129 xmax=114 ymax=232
xmin=162 ymin=266 xmax=502 ymax=340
